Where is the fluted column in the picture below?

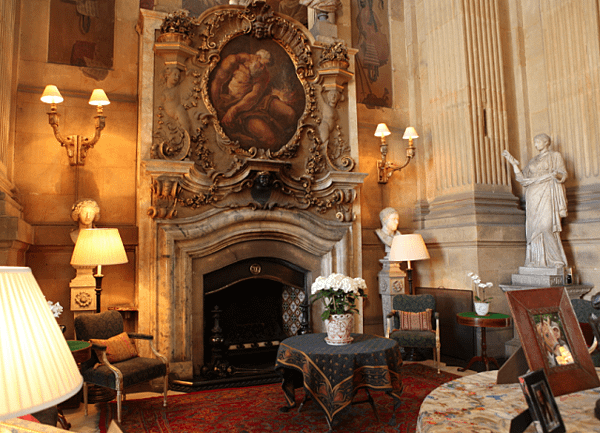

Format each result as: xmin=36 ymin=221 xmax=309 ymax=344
xmin=541 ymin=0 xmax=600 ymax=185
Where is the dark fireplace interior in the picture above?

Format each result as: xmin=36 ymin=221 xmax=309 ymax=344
xmin=197 ymin=257 xmax=310 ymax=385
xmin=204 ymin=278 xmax=288 ymax=368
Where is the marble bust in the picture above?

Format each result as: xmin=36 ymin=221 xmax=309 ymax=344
xmin=375 ymin=207 xmax=401 ymax=252
xmin=70 ymin=198 xmax=100 ymax=244
xmin=502 ymin=133 xmax=568 ymax=269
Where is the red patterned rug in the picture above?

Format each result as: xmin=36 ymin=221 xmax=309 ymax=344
xmin=99 ymin=363 xmax=458 ymax=433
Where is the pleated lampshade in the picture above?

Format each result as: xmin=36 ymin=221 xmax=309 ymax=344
xmin=70 ymin=228 xmax=128 ymax=268
xmin=0 ymin=267 xmax=82 ymax=420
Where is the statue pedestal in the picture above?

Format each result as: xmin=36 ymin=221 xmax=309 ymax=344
xmin=378 ymin=259 xmax=406 ymax=332
xmin=510 ymin=266 xmax=565 ymax=286
xmin=500 ymin=282 xmax=594 ymax=357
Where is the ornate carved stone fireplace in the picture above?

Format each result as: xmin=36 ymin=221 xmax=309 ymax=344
xmin=136 ymin=3 xmax=366 ymax=377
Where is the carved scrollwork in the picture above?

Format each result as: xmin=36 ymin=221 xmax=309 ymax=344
xmin=148 ymin=176 xmax=181 ymax=219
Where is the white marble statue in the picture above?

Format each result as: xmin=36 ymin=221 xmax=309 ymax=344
xmin=70 ymin=198 xmax=100 ymax=243
xmin=375 ymin=207 xmax=401 ymax=251
xmin=502 ymin=133 xmax=568 ymax=269
xmin=299 ymin=0 xmax=341 ymax=13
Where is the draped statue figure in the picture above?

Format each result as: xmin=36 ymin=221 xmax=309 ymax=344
xmin=502 ymin=133 xmax=568 ymax=269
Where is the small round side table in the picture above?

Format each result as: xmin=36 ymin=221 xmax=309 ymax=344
xmin=456 ymin=311 xmax=511 ymax=372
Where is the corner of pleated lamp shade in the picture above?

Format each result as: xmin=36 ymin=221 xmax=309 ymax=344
xmin=71 ymin=228 xmax=128 ymax=267
xmin=389 ymin=234 xmax=430 ymax=263
xmin=0 ymin=266 xmax=82 ymax=421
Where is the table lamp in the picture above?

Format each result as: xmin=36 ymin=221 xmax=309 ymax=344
xmin=0 ymin=266 xmax=83 ymax=421
xmin=70 ymin=228 xmax=128 ymax=313
xmin=389 ymin=234 xmax=430 ymax=295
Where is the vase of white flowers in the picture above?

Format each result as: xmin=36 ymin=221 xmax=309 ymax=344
xmin=310 ymin=273 xmax=367 ymax=345
xmin=467 ymin=272 xmax=493 ymax=316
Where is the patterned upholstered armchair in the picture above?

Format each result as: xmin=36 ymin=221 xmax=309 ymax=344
xmin=386 ymin=294 xmax=440 ymax=373
xmin=74 ymin=311 xmax=169 ymax=423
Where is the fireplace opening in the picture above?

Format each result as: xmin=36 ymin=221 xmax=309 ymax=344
xmin=188 ymin=257 xmax=310 ymax=389
xmin=204 ymin=278 xmax=288 ymax=369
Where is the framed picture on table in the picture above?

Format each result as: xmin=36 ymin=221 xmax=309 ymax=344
xmin=519 ymin=369 xmax=565 ymax=433
xmin=507 ymin=287 xmax=600 ymax=397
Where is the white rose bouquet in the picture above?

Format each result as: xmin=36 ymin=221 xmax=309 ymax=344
xmin=310 ymin=273 xmax=367 ymax=321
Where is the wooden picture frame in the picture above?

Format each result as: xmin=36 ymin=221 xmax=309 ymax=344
xmin=519 ymin=369 xmax=565 ymax=433
xmin=506 ymin=287 xmax=600 ymax=396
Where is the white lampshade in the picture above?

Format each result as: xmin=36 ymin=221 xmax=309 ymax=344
xmin=88 ymin=89 xmax=110 ymax=106
xmin=0 ymin=267 xmax=82 ymax=420
xmin=389 ymin=234 xmax=430 ymax=267
xmin=402 ymin=126 xmax=419 ymax=140
xmin=374 ymin=123 xmax=391 ymax=137
xmin=71 ymin=228 xmax=128 ymax=267
xmin=40 ymin=85 xmax=64 ymax=105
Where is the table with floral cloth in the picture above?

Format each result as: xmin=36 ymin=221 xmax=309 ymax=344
xmin=417 ymin=369 xmax=600 ymax=433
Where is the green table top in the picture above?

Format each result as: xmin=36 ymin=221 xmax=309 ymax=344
xmin=67 ymin=340 xmax=91 ymax=352
xmin=458 ymin=311 xmax=511 ymax=320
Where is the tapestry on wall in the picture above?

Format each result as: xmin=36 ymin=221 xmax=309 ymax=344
xmin=352 ymin=0 xmax=392 ymax=108
xmin=48 ymin=0 xmax=115 ymax=71
xmin=183 ymin=0 xmax=308 ymax=26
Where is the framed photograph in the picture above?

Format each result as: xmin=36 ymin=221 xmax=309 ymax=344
xmin=507 ymin=287 xmax=600 ymax=396
xmin=519 ymin=369 xmax=565 ymax=433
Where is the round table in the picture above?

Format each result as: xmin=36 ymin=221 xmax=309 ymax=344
xmin=456 ymin=311 xmax=511 ymax=371
xmin=275 ymin=333 xmax=403 ymax=430
xmin=417 ymin=369 xmax=600 ymax=433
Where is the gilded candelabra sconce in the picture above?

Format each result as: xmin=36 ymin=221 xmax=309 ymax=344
xmin=375 ymin=123 xmax=418 ymax=184
xmin=41 ymin=85 xmax=110 ymax=166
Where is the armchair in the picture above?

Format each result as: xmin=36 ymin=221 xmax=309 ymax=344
xmin=74 ymin=311 xmax=169 ymax=423
xmin=571 ymin=298 xmax=600 ymax=367
xmin=386 ymin=294 xmax=440 ymax=373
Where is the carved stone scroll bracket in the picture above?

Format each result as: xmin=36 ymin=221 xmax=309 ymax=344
xmin=148 ymin=175 xmax=181 ymax=219
xmin=154 ymin=39 xmax=198 ymax=69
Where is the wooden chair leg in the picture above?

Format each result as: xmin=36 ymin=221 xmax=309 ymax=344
xmin=116 ymin=390 xmax=123 ymax=424
xmin=83 ymin=382 xmax=88 ymax=416
xmin=163 ymin=374 xmax=168 ymax=407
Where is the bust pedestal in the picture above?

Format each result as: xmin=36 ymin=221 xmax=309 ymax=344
xmin=378 ymin=258 xmax=406 ymax=331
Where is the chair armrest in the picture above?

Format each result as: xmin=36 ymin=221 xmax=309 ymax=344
xmin=386 ymin=310 xmax=398 ymax=339
xmin=128 ymin=333 xmax=153 ymax=340
xmin=91 ymin=342 xmax=108 ymax=352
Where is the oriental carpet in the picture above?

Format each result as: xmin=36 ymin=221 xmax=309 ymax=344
xmin=99 ymin=363 xmax=458 ymax=433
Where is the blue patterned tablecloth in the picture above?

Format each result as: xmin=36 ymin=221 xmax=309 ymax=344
xmin=275 ymin=333 xmax=403 ymax=422
xmin=417 ymin=369 xmax=600 ymax=433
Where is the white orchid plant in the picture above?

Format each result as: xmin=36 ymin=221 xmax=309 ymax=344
xmin=47 ymin=300 xmax=64 ymax=318
xmin=467 ymin=272 xmax=493 ymax=303
xmin=310 ymin=273 xmax=367 ymax=321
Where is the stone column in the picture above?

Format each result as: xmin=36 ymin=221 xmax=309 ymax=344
xmin=412 ymin=0 xmax=523 ymax=359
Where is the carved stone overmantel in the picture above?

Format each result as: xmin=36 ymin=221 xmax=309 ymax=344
xmin=136 ymin=3 xmax=364 ymax=375
xmin=148 ymin=1 xmax=363 ymax=221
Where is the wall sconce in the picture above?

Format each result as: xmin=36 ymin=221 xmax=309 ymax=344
xmin=375 ymin=124 xmax=418 ymax=184
xmin=41 ymin=85 xmax=110 ymax=166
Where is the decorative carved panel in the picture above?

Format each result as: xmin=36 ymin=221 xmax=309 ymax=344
xmin=149 ymin=2 xmax=365 ymax=221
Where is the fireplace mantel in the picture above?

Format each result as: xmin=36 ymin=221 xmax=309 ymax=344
xmin=136 ymin=6 xmax=365 ymax=378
